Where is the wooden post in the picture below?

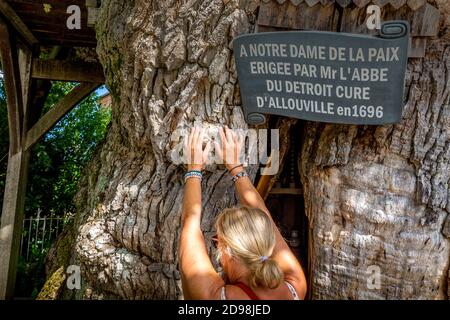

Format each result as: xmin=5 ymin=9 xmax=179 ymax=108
xmin=0 ymin=150 xmax=30 ymax=299
xmin=0 ymin=0 xmax=38 ymax=49
xmin=0 ymin=19 xmax=23 ymax=155
xmin=0 ymin=17 xmax=32 ymax=300
xmin=24 ymin=82 xmax=101 ymax=151
xmin=0 ymin=3 xmax=102 ymax=295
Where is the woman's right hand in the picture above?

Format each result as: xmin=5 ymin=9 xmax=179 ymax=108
xmin=214 ymin=126 xmax=245 ymax=174
xmin=185 ymin=127 xmax=210 ymax=172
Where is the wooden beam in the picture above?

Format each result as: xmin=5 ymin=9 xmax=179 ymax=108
xmin=36 ymin=37 xmax=97 ymax=48
xmin=269 ymin=187 xmax=303 ymax=195
xmin=6 ymin=0 xmax=87 ymax=6
xmin=26 ymin=47 xmax=62 ymax=130
xmin=32 ymin=59 xmax=105 ymax=83
xmin=17 ymin=44 xmax=34 ymax=140
xmin=0 ymin=17 xmax=24 ymax=155
xmin=0 ymin=17 xmax=36 ymax=299
xmin=86 ymin=0 xmax=100 ymax=27
xmin=0 ymin=0 xmax=38 ymax=47
xmin=256 ymin=159 xmax=275 ymax=201
xmin=0 ymin=14 xmax=36 ymax=299
xmin=26 ymin=47 xmax=61 ymax=130
xmin=257 ymin=118 xmax=298 ymax=200
xmin=24 ymin=82 xmax=100 ymax=151
xmin=0 ymin=149 xmax=30 ymax=299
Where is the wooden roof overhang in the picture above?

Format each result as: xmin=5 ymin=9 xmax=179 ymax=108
xmin=1 ymin=0 xmax=97 ymax=49
xmin=0 ymin=0 xmax=104 ymax=299
xmin=258 ymin=0 xmax=441 ymax=58
xmin=0 ymin=0 xmax=105 ymax=150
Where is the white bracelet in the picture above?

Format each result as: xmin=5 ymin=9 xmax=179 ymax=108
xmin=231 ymin=170 xmax=248 ymax=182
xmin=184 ymin=171 xmax=202 ymax=183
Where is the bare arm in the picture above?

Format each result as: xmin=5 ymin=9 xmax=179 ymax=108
xmin=179 ymin=128 xmax=224 ymax=300
xmin=216 ymin=127 xmax=307 ymax=299
xmin=233 ymin=171 xmax=307 ymax=298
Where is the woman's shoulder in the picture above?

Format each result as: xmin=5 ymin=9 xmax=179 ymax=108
xmin=284 ymin=274 xmax=307 ymax=299
xmin=220 ymin=284 xmax=252 ymax=300
xmin=220 ymin=280 xmax=300 ymax=300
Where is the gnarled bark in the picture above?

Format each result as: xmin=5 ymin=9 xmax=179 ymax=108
xmin=300 ymin=9 xmax=450 ymax=299
xmin=51 ymin=0 xmax=260 ymax=299
xmin=47 ymin=0 xmax=450 ymax=300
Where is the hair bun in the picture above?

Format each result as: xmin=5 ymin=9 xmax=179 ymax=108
xmin=214 ymin=206 xmax=284 ymax=289
xmin=251 ymin=256 xmax=283 ymax=289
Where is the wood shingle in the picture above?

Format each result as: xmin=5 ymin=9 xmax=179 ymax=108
xmin=258 ymin=0 xmax=441 ymax=57
xmin=261 ymin=0 xmax=429 ymax=10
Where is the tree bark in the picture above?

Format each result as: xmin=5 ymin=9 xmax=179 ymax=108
xmin=300 ymin=4 xmax=450 ymax=299
xmin=46 ymin=0 xmax=450 ymax=300
xmin=49 ymin=0 xmax=260 ymax=299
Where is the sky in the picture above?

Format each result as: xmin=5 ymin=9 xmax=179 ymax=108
xmin=96 ymin=85 xmax=109 ymax=97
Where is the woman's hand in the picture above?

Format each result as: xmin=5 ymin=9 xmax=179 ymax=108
xmin=214 ymin=126 xmax=245 ymax=174
xmin=185 ymin=127 xmax=211 ymax=171
xmin=180 ymin=126 xmax=226 ymax=300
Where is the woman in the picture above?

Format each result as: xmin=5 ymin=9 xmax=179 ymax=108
xmin=179 ymin=126 xmax=307 ymax=300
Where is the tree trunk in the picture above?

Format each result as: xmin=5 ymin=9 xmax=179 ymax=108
xmin=46 ymin=0 xmax=450 ymax=300
xmin=300 ymin=3 xmax=450 ymax=299
xmin=48 ymin=0 xmax=260 ymax=299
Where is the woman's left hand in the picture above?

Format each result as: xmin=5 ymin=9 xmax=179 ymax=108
xmin=185 ymin=127 xmax=211 ymax=171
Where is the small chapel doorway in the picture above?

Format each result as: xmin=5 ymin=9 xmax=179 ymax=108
xmin=254 ymin=118 xmax=310 ymax=284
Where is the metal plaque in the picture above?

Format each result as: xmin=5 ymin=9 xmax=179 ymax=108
xmin=233 ymin=21 xmax=410 ymax=125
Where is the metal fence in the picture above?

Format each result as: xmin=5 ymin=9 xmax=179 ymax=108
xmin=19 ymin=209 xmax=72 ymax=261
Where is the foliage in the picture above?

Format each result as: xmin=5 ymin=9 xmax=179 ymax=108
xmin=0 ymin=77 xmax=111 ymax=298
xmin=0 ymin=75 xmax=8 ymax=210
xmin=0 ymin=80 xmax=111 ymax=215
xmin=15 ymin=244 xmax=48 ymax=298
xmin=25 ymin=82 xmax=111 ymax=214
xmin=15 ymin=214 xmax=73 ymax=298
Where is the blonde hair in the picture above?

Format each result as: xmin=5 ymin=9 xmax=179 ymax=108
xmin=214 ymin=206 xmax=283 ymax=289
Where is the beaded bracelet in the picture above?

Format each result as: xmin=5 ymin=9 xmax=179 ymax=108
xmin=186 ymin=170 xmax=202 ymax=175
xmin=184 ymin=170 xmax=202 ymax=183
xmin=231 ymin=170 xmax=248 ymax=182
xmin=228 ymin=164 xmax=243 ymax=173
